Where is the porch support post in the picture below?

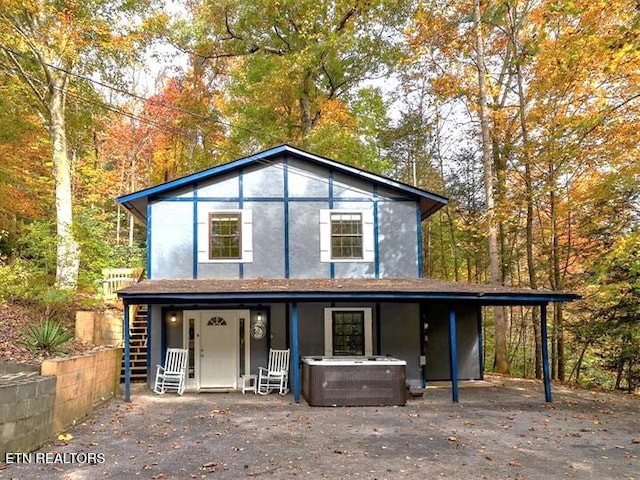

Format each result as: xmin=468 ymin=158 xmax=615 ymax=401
xmin=448 ymin=306 xmax=459 ymax=403
xmin=477 ymin=307 xmax=484 ymax=380
xmin=124 ymin=301 xmax=131 ymax=402
xmin=540 ymin=303 xmax=552 ymax=402
xmin=291 ymin=302 xmax=300 ymax=403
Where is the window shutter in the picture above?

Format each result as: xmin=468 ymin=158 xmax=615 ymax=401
xmin=197 ymin=213 xmax=208 ymax=263
xmin=241 ymin=209 xmax=253 ymax=263
xmin=319 ymin=209 xmax=331 ymax=263
xmin=362 ymin=209 xmax=375 ymax=262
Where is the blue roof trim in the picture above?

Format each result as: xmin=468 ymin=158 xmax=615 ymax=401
xmin=117 ymin=145 xmax=289 ymax=205
xmin=119 ymin=290 xmax=578 ymax=306
xmin=116 ymin=145 xmax=448 ymax=221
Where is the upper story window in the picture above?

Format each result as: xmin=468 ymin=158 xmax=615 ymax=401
xmin=209 ymin=213 xmax=241 ymax=259
xmin=330 ymin=213 xmax=363 ymax=259
xmin=198 ymin=209 xmax=253 ymax=263
xmin=320 ymin=209 xmax=374 ymax=263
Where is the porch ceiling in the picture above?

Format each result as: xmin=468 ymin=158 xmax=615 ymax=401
xmin=117 ymin=277 xmax=579 ymax=306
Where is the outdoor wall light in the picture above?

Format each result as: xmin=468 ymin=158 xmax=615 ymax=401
xmin=251 ymin=311 xmax=266 ymax=339
xmin=170 ymin=312 xmax=177 ymax=323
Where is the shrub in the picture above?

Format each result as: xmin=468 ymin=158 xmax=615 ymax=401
xmin=21 ymin=319 xmax=74 ymax=356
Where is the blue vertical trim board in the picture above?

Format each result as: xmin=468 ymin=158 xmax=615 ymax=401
xmin=448 ymin=307 xmax=459 ymax=403
xmin=373 ymin=186 xmax=380 ymax=278
xmin=193 ymin=185 xmax=198 ymax=279
xmin=416 ymin=205 xmax=424 ymax=277
xmin=239 ymin=169 xmax=244 ymax=279
xmin=283 ymin=159 xmax=290 ymax=278
xmin=329 ymin=170 xmax=335 ymax=279
xmin=291 ymin=302 xmax=300 ymax=403
xmin=477 ymin=307 xmax=484 ymax=380
xmin=124 ymin=303 xmax=131 ymax=402
xmin=540 ymin=303 xmax=552 ymax=402
xmin=146 ymin=203 xmax=152 ymax=279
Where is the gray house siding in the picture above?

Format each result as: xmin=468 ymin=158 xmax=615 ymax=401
xmin=379 ymin=303 xmax=422 ymax=386
xmin=147 ymin=155 xmax=421 ymax=281
xmin=150 ymin=202 xmax=193 ymax=279
xmin=424 ymin=304 xmax=481 ymax=381
xmin=243 ymin=201 xmax=286 ymax=279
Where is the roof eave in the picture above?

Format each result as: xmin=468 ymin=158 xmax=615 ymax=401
xmin=118 ymin=290 xmax=579 ymax=306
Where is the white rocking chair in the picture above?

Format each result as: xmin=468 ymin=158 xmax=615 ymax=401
xmin=153 ymin=348 xmax=188 ymax=395
xmin=257 ymin=349 xmax=290 ymax=395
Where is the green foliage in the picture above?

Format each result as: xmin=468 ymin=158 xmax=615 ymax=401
xmin=572 ymin=230 xmax=640 ymax=392
xmin=74 ymin=207 xmax=146 ymax=290
xmin=15 ymin=219 xmax=57 ymax=278
xmin=0 ymin=258 xmax=51 ymax=303
xmin=175 ymin=0 xmax=410 ymax=158
xmin=21 ymin=319 xmax=74 ymax=356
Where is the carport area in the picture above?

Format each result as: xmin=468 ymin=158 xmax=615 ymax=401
xmin=3 ymin=376 xmax=639 ymax=479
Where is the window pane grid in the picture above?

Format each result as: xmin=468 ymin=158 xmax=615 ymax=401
xmin=209 ymin=213 xmax=241 ymax=259
xmin=332 ymin=311 xmax=365 ymax=356
xmin=330 ymin=213 xmax=363 ymax=259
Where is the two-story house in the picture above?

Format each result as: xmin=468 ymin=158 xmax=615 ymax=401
xmin=117 ymin=145 xmax=578 ymax=403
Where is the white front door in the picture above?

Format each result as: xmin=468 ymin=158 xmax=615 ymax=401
xmin=198 ymin=310 xmax=238 ymax=389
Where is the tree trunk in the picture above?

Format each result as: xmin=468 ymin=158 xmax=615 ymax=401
xmin=474 ymin=0 xmax=508 ymax=374
xmin=549 ymin=177 xmax=565 ymax=381
xmin=571 ymin=341 xmax=589 ymax=381
xmin=515 ymin=59 xmax=542 ymax=378
xmin=49 ymin=72 xmax=80 ymax=290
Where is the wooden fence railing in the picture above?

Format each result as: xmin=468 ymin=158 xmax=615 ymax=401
xmin=99 ymin=268 xmax=144 ymax=300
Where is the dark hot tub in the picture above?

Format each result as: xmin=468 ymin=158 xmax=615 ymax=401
xmin=302 ymin=356 xmax=406 ymax=407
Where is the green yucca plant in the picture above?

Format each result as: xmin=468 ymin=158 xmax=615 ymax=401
xmin=21 ymin=319 xmax=74 ymax=355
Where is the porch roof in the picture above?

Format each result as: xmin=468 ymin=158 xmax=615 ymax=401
xmin=117 ymin=277 xmax=579 ymax=306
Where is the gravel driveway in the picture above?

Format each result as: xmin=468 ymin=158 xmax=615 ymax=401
xmin=2 ymin=376 xmax=639 ymax=479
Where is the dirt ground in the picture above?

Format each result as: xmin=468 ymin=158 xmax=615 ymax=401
xmin=2 ymin=375 xmax=639 ymax=480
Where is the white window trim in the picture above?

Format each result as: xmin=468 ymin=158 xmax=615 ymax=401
xmin=197 ymin=209 xmax=253 ymax=263
xmin=324 ymin=307 xmax=373 ymax=357
xmin=319 ymin=209 xmax=374 ymax=263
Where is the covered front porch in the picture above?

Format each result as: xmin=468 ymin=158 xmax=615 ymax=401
xmin=117 ymin=278 xmax=579 ymax=404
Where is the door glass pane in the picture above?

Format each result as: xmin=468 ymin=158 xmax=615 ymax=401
xmin=333 ymin=311 xmax=365 ymax=356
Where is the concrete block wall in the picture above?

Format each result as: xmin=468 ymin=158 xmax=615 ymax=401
xmin=0 ymin=362 xmax=39 ymax=375
xmin=76 ymin=310 xmax=123 ymax=346
xmin=0 ymin=375 xmax=56 ymax=457
xmin=41 ymin=348 xmax=122 ymax=435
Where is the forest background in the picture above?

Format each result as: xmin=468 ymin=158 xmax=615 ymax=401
xmin=0 ymin=0 xmax=639 ymax=392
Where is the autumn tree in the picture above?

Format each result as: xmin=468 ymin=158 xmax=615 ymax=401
xmin=170 ymin=0 xmax=410 ymax=167
xmin=0 ymin=0 xmax=161 ymax=289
